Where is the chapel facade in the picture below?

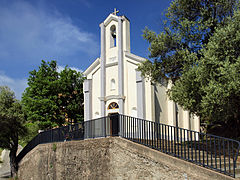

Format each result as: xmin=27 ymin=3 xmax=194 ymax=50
xmin=83 ymin=11 xmax=200 ymax=134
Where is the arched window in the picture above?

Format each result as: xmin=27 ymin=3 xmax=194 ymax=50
xmin=111 ymin=79 xmax=116 ymax=90
xmin=110 ymin=25 xmax=116 ymax=48
xmin=108 ymin=102 xmax=119 ymax=110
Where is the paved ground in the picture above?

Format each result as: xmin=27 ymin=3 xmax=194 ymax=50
xmin=0 ymin=149 xmax=10 ymax=179
xmin=0 ymin=146 xmax=22 ymax=179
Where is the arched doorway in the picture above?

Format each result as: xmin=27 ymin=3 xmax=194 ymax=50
xmin=108 ymin=102 xmax=119 ymax=136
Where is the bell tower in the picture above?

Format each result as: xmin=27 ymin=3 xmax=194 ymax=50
xmin=99 ymin=9 xmax=130 ymax=117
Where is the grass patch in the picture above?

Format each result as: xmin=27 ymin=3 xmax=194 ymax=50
xmin=52 ymin=143 xmax=57 ymax=152
xmin=0 ymin=148 xmax=3 ymax=163
xmin=8 ymin=176 xmax=18 ymax=180
xmin=50 ymin=163 xmax=53 ymax=168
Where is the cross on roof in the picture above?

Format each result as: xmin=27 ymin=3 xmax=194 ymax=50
xmin=112 ymin=8 xmax=119 ymax=15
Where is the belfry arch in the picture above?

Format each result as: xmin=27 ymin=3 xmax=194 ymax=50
xmin=110 ymin=25 xmax=116 ymax=48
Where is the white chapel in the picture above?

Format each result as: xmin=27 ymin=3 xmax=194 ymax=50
xmin=83 ymin=10 xmax=200 ymax=134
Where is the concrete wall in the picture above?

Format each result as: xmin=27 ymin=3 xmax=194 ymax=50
xmin=18 ymin=138 xmax=111 ymax=180
xmin=18 ymin=137 xmax=233 ymax=180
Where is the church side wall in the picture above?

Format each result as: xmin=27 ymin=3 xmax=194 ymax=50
xmin=144 ymin=80 xmax=154 ymax=121
xmin=153 ymin=83 xmax=169 ymax=124
xmin=124 ymin=58 xmax=137 ymax=117
xmin=91 ymin=68 xmax=101 ymax=118
xmin=154 ymin=82 xmax=200 ymax=132
xmin=178 ymin=105 xmax=184 ymax=128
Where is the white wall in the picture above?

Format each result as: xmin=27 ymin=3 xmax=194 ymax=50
xmin=91 ymin=67 xmax=101 ymax=118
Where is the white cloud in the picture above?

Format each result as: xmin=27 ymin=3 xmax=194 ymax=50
xmin=57 ymin=65 xmax=83 ymax=73
xmin=0 ymin=1 xmax=98 ymax=64
xmin=0 ymin=71 xmax=28 ymax=100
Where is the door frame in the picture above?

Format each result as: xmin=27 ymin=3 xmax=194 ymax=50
xmin=108 ymin=113 xmax=119 ymax=136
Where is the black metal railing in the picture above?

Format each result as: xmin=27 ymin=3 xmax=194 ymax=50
xmin=117 ymin=114 xmax=240 ymax=178
xmin=16 ymin=114 xmax=240 ymax=178
xmin=16 ymin=122 xmax=84 ymax=163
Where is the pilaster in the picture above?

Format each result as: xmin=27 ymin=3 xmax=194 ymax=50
xmin=136 ymin=70 xmax=145 ymax=119
xmin=100 ymin=23 xmax=106 ymax=117
xmin=167 ymin=81 xmax=176 ymax=126
xmin=84 ymin=79 xmax=92 ymax=121
xmin=183 ymin=110 xmax=190 ymax=130
xmin=118 ymin=16 xmax=124 ymax=114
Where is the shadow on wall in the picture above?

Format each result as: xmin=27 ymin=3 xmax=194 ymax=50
xmin=154 ymin=84 xmax=162 ymax=124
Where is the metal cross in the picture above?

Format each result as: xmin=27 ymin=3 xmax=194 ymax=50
xmin=113 ymin=8 xmax=119 ymax=15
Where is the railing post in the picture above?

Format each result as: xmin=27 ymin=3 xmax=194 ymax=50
xmin=51 ymin=129 xmax=53 ymax=142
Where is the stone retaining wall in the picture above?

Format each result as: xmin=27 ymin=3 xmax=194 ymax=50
xmin=18 ymin=137 xmax=234 ymax=180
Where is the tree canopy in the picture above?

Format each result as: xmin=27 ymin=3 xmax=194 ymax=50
xmin=138 ymin=0 xmax=240 ymax=138
xmin=170 ymin=10 xmax=240 ymax=138
xmin=0 ymin=86 xmax=26 ymax=177
xmin=22 ymin=60 xmax=85 ymax=130
xmin=139 ymin=0 xmax=239 ymax=82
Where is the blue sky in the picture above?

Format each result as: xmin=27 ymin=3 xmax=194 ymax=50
xmin=0 ymin=0 xmax=172 ymax=99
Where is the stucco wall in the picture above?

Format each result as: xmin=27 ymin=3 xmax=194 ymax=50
xmin=153 ymin=82 xmax=168 ymax=124
xmin=124 ymin=59 xmax=137 ymax=116
xmin=91 ymin=67 xmax=101 ymax=118
xmin=18 ymin=137 xmax=233 ymax=180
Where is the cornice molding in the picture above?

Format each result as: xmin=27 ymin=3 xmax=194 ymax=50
xmin=124 ymin=51 xmax=146 ymax=63
xmin=83 ymin=58 xmax=100 ymax=76
xmin=98 ymin=95 xmax=126 ymax=102
xmin=106 ymin=61 xmax=118 ymax=68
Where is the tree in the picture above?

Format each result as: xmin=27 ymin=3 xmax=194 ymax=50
xmin=0 ymin=86 xmax=26 ymax=177
xmin=22 ymin=60 xmax=85 ymax=130
xmin=169 ymin=10 xmax=240 ymax=139
xmin=139 ymin=0 xmax=238 ymax=82
xmin=138 ymin=0 xmax=240 ymax=138
xmin=58 ymin=68 xmax=84 ymax=123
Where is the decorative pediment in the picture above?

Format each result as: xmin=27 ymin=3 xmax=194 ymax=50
xmin=103 ymin=14 xmax=118 ymax=27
